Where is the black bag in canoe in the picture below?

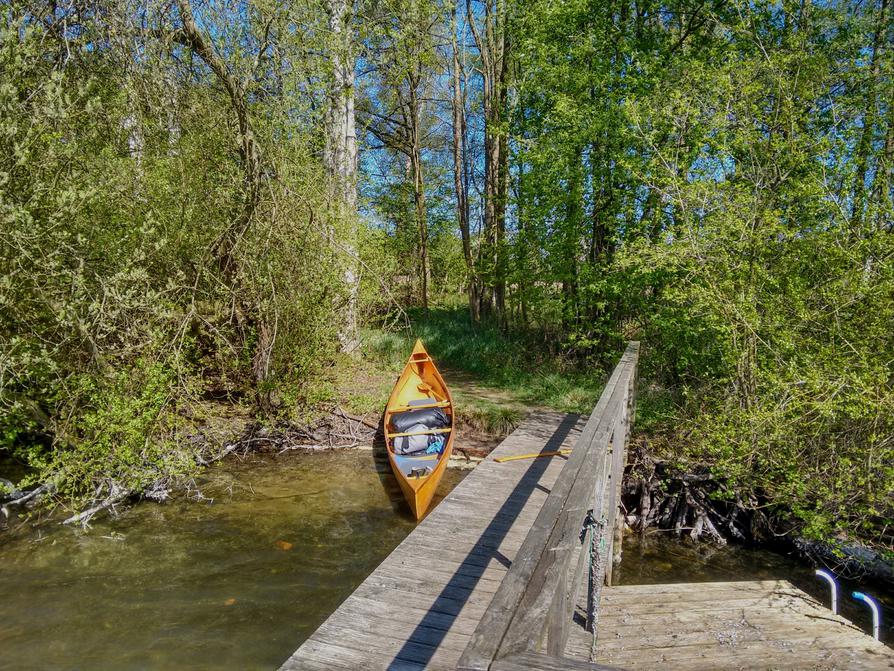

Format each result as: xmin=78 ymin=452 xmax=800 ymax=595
xmin=391 ymin=407 xmax=450 ymax=433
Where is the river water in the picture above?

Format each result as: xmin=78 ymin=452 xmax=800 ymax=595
xmin=1 ymin=450 xmax=890 ymax=670
xmin=0 ymin=450 xmax=464 ymax=670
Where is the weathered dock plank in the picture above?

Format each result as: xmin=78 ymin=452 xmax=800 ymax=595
xmin=278 ymin=410 xmax=584 ymax=671
xmin=565 ymin=579 xmax=894 ymax=670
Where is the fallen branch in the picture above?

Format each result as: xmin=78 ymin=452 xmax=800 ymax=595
xmin=4 ymin=483 xmax=55 ymax=508
xmin=332 ymin=406 xmax=379 ymax=431
xmin=63 ymin=482 xmax=130 ymax=527
xmin=196 ymin=442 xmax=240 ymax=466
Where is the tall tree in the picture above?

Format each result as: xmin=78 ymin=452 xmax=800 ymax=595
xmin=364 ymin=0 xmax=440 ymax=309
xmin=467 ymin=0 xmax=509 ymax=321
xmin=325 ymin=0 xmax=360 ymax=351
xmin=450 ymin=0 xmax=479 ymax=320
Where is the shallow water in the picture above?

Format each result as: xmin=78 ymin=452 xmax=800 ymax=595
xmin=1 ymin=454 xmax=890 ymax=670
xmin=0 ymin=450 xmax=464 ymax=671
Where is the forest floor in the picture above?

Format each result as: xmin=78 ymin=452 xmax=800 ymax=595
xmin=157 ymin=317 xmax=551 ymax=479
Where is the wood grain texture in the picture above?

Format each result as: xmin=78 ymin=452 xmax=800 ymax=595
xmin=490 ymin=651 xmax=621 ymax=671
xmin=565 ymin=580 xmax=894 ymax=671
xmin=458 ymin=343 xmax=640 ymax=670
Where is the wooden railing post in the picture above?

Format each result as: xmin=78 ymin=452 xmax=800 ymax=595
xmin=457 ymin=342 xmax=639 ymax=671
xmin=604 ymin=381 xmax=631 ymax=587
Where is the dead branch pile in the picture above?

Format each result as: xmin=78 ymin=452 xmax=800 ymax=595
xmin=2 ymin=406 xmax=382 ymax=530
xmin=621 ymin=440 xmax=762 ymax=545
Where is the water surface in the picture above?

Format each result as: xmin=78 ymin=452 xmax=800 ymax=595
xmin=1 ymin=450 xmax=464 ymax=671
xmin=2 ymin=454 xmax=891 ymax=670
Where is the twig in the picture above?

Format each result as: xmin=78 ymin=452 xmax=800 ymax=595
xmin=332 ymin=406 xmax=379 ymax=431
xmin=4 ymin=483 xmax=55 ymax=508
xmin=62 ymin=488 xmax=130 ymax=527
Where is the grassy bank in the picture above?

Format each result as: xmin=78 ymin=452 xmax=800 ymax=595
xmin=361 ymin=307 xmax=611 ymax=414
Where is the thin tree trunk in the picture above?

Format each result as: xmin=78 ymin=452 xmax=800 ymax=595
xmin=851 ymin=0 xmax=889 ymax=235
xmin=451 ymin=0 xmax=479 ymax=321
xmin=873 ymin=101 xmax=894 ymax=230
xmin=175 ymin=0 xmax=262 ymax=277
xmin=175 ymin=0 xmax=275 ymax=409
xmin=325 ymin=0 xmax=359 ymax=353
xmin=409 ymin=86 xmax=429 ymax=310
xmin=468 ymin=0 xmax=508 ymax=322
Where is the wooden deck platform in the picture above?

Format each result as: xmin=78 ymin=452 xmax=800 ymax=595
xmin=566 ymin=580 xmax=894 ymax=670
xmin=278 ymin=410 xmax=585 ymax=671
xmin=277 ymin=343 xmax=891 ymax=671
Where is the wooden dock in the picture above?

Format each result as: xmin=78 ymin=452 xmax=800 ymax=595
xmin=279 ymin=343 xmax=893 ymax=670
xmin=567 ymin=580 xmax=894 ymax=670
xmin=278 ymin=409 xmax=586 ymax=670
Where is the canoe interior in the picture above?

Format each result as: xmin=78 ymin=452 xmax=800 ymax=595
xmin=384 ymin=340 xmax=455 ymax=519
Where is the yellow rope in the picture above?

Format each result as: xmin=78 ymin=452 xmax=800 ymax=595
xmin=495 ymin=449 xmax=572 ymax=463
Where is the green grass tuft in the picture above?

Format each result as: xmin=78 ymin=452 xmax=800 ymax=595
xmin=454 ymin=397 xmax=523 ymax=435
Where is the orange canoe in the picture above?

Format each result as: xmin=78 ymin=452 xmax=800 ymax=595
xmin=384 ymin=340 xmax=455 ymax=519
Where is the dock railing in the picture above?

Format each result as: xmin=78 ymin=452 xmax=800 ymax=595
xmin=457 ymin=342 xmax=640 ymax=671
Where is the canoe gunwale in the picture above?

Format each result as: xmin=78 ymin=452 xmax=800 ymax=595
xmin=384 ymin=339 xmax=455 ymax=519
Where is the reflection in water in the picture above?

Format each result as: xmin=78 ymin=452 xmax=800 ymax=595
xmin=0 ymin=450 xmax=464 ymax=671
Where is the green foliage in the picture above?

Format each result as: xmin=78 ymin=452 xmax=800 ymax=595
xmin=0 ymin=0 xmax=350 ymax=503
xmin=364 ymin=308 xmax=609 ymax=413
xmin=502 ymin=0 xmax=894 ymax=548
xmin=1 ymin=0 xmax=892 ymax=553
xmin=49 ymin=359 xmax=197 ymax=501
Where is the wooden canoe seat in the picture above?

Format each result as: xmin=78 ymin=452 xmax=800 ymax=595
xmin=389 ymin=400 xmax=450 ymax=413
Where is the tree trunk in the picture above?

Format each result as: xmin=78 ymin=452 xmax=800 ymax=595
xmin=409 ymin=86 xmax=429 ymax=310
xmin=175 ymin=0 xmax=274 ymax=407
xmin=451 ymin=0 xmax=480 ymax=322
xmin=468 ymin=0 xmax=509 ymax=323
xmin=325 ymin=0 xmax=359 ymax=353
xmin=175 ymin=0 xmax=262 ymax=277
xmin=851 ymin=0 xmax=889 ymax=235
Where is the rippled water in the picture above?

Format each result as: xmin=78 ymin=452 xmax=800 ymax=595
xmin=0 ymin=450 xmax=465 ymax=671
xmin=1 ymin=453 xmax=890 ymax=670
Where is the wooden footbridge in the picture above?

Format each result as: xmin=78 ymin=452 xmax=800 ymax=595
xmin=279 ymin=343 xmax=894 ymax=671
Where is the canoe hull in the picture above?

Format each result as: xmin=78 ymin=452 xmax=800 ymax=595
xmin=384 ymin=340 xmax=454 ymax=519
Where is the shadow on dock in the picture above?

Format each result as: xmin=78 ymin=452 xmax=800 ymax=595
xmin=388 ymin=412 xmax=580 ymax=669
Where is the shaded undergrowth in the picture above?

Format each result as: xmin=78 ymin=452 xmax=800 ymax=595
xmin=362 ymin=307 xmax=611 ymax=415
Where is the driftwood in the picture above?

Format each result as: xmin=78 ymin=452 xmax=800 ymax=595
xmin=1 ymin=483 xmax=57 ymax=529
xmin=331 ymin=406 xmax=379 ymax=431
xmin=63 ymin=482 xmax=131 ymax=527
xmin=620 ymin=440 xmax=894 ymax=594
xmin=3 ymin=404 xmax=383 ymax=530
xmin=3 ymin=482 xmax=55 ymax=509
xmin=622 ymin=442 xmax=748 ymax=544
